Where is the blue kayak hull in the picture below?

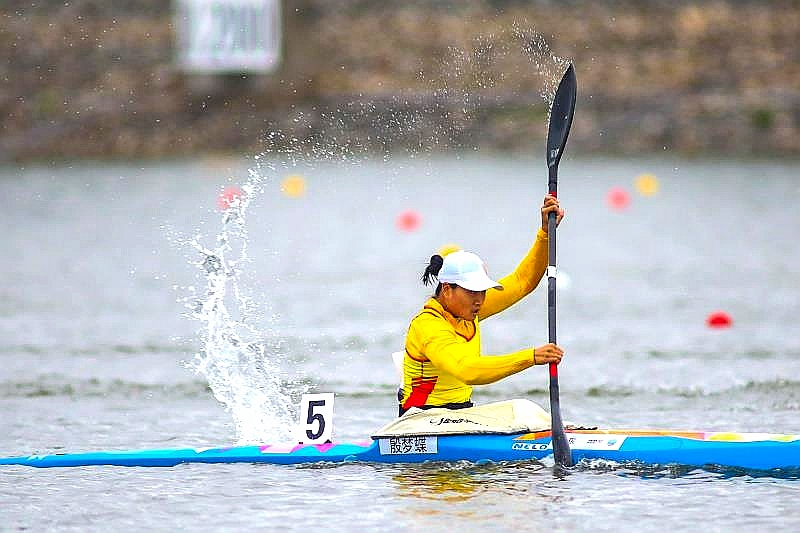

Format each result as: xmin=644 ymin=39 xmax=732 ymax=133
xmin=2 ymin=429 xmax=799 ymax=471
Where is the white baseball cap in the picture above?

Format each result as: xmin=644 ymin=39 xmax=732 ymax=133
xmin=437 ymin=251 xmax=504 ymax=291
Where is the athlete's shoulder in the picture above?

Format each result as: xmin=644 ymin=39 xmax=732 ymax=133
xmin=411 ymin=306 xmax=444 ymax=328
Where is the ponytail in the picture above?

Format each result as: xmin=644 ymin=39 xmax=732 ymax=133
xmin=421 ymin=254 xmax=444 ymax=287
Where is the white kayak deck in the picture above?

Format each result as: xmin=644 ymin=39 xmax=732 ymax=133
xmin=372 ymin=399 xmax=553 ymax=437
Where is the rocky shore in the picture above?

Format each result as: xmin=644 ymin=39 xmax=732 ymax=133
xmin=1 ymin=0 xmax=798 ymax=161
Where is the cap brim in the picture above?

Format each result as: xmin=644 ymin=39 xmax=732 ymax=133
xmin=454 ymin=274 xmax=504 ymax=292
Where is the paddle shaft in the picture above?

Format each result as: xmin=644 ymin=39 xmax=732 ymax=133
xmin=543 ymin=63 xmax=576 ymax=468
xmin=547 ymin=177 xmax=571 ymax=467
xmin=547 ymin=180 xmax=558 ymax=347
xmin=547 ymin=188 xmax=558 ymax=349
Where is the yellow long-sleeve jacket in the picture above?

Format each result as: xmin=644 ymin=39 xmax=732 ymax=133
xmin=400 ymin=228 xmax=549 ymax=411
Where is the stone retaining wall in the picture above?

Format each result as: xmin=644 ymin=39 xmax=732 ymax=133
xmin=1 ymin=0 xmax=798 ymax=161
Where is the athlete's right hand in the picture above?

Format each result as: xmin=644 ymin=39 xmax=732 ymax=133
xmin=540 ymin=194 xmax=564 ymax=233
xmin=533 ymin=343 xmax=564 ymax=365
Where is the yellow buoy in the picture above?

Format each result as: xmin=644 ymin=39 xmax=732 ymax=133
xmin=634 ymin=174 xmax=659 ymax=196
xmin=281 ymin=174 xmax=306 ymax=198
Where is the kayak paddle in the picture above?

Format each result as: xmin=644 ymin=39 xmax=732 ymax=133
xmin=545 ymin=62 xmax=576 ymax=468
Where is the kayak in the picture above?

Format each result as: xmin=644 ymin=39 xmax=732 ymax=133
xmin=3 ymin=428 xmax=800 ymax=472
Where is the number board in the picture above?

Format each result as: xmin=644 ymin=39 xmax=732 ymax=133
xmin=298 ymin=393 xmax=334 ymax=444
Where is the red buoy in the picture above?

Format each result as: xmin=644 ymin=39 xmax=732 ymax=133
xmin=396 ymin=209 xmax=422 ymax=232
xmin=217 ymin=185 xmax=243 ymax=210
xmin=606 ymin=186 xmax=631 ymax=211
xmin=706 ymin=311 xmax=733 ymax=328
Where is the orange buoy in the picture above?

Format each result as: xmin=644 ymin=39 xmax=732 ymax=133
xmin=281 ymin=174 xmax=306 ymax=198
xmin=634 ymin=174 xmax=660 ymax=196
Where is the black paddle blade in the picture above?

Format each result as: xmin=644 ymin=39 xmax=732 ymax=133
xmin=546 ymin=63 xmax=577 ymax=175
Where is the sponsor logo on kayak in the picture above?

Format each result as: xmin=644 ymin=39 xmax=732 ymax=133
xmin=512 ymin=442 xmax=552 ymax=452
xmin=567 ymin=435 xmax=627 ymax=450
xmin=429 ymin=417 xmax=486 ymax=426
xmin=378 ymin=436 xmax=438 ymax=455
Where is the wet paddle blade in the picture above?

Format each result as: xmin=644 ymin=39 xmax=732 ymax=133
xmin=546 ymin=63 xmax=577 ymax=176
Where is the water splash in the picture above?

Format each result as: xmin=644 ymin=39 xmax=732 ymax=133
xmin=254 ymin=26 xmax=570 ymax=157
xmin=173 ymin=160 xmax=306 ymax=444
xmin=512 ymin=25 xmax=572 ymax=108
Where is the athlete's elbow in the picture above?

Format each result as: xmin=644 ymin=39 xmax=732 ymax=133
xmin=513 ymin=274 xmax=538 ymax=296
xmin=524 ymin=276 xmax=542 ymax=294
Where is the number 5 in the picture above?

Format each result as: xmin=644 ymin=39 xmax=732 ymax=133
xmin=298 ymin=393 xmax=334 ymax=444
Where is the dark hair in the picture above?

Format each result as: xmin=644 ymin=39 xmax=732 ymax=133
xmin=421 ymin=254 xmax=444 ymax=287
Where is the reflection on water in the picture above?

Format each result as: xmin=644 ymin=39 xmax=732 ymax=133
xmin=390 ymin=460 xmax=547 ymax=502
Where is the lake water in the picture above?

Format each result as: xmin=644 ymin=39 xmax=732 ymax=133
xmin=1 ymin=154 xmax=799 ymax=531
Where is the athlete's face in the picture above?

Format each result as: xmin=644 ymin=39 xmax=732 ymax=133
xmin=441 ymin=284 xmax=486 ymax=321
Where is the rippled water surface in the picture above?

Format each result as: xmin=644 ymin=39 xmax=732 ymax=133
xmin=2 ymin=155 xmax=799 ymax=531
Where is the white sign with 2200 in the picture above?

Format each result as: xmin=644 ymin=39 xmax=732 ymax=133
xmin=176 ymin=0 xmax=282 ymax=73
